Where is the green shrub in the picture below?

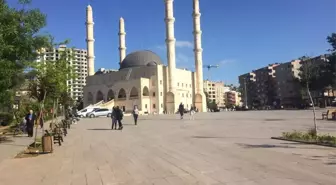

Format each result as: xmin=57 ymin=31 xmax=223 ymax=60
xmin=0 ymin=112 xmax=14 ymax=126
xmin=282 ymin=130 xmax=336 ymax=145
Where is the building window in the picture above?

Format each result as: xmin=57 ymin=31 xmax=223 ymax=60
xmin=160 ymin=92 xmax=162 ymax=96
xmin=160 ymin=80 xmax=162 ymax=85
xmin=153 ymin=104 xmax=156 ymax=108
xmin=161 ymin=104 xmax=163 ymax=108
xmin=153 ymin=92 xmax=156 ymax=97
xmin=145 ymin=104 xmax=147 ymax=108
xmin=182 ymin=83 xmax=184 ymax=87
xmin=177 ymin=82 xmax=179 ymax=86
xmin=182 ymin=93 xmax=184 ymax=97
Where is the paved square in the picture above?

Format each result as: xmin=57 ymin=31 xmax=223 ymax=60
xmin=0 ymin=110 xmax=335 ymax=185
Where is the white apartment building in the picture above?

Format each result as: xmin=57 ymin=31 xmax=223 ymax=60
xmin=203 ymin=80 xmax=229 ymax=107
xmin=36 ymin=45 xmax=88 ymax=100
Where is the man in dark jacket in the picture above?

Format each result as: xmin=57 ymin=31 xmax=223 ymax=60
xmin=115 ymin=106 xmax=123 ymax=130
xmin=178 ymin=103 xmax=184 ymax=119
xmin=25 ymin=110 xmax=36 ymax=137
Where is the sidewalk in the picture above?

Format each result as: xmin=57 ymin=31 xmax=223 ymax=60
xmin=0 ymin=117 xmax=62 ymax=163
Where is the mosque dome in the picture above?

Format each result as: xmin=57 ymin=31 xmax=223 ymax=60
xmin=119 ymin=50 xmax=163 ymax=70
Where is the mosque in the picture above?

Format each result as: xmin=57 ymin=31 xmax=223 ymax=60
xmin=83 ymin=0 xmax=207 ymax=114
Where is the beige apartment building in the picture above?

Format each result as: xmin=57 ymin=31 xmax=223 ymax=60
xmin=36 ymin=45 xmax=88 ymax=100
xmin=274 ymin=60 xmax=301 ymax=107
xmin=203 ymin=80 xmax=230 ymax=107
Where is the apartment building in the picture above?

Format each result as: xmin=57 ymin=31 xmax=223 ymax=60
xmin=274 ymin=60 xmax=301 ymax=107
xmin=239 ymin=54 xmax=335 ymax=108
xmin=203 ymin=80 xmax=229 ymax=107
xmin=238 ymin=72 xmax=256 ymax=108
xmin=299 ymin=55 xmax=335 ymax=106
xmin=36 ymin=45 xmax=88 ymax=100
xmin=225 ymin=91 xmax=241 ymax=107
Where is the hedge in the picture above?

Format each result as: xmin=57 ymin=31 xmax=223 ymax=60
xmin=0 ymin=112 xmax=14 ymax=126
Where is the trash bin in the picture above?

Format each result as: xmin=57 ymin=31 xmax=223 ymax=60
xmin=42 ymin=135 xmax=53 ymax=153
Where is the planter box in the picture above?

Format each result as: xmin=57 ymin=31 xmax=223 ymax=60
xmin=42 ymin=135 xmax=53 ymax=153
xmin=271 ymin=137 xmax=336 ymax=148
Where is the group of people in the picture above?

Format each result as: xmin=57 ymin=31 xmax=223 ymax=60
xmin=178 ymin=103 xmax=197 ymax=120
xmin=110 ymin=105 xmax=140 ymax=130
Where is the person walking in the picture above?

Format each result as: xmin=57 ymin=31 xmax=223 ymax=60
xmin=25 ymin=110 xmax=36 ymax=137
xmin=178 ymin=103 xmax=184 ymax=119
xmin=115 ymin=106 xmax=123 ymax=130
xmin=132 ymin=105 xmax=139 ymax=125
xmin=111 ymin=106 xmax=117 ymax=130
xmin=189 ymin=105 xmax=196 ymax=120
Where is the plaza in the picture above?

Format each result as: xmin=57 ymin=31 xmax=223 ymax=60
xmin=0 ymin=110 xmax=335 ymax=185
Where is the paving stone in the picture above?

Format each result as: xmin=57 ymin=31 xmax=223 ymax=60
xmin=0 ymin=111 xmax=335 ymax=185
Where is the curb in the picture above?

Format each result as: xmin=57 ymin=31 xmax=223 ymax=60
xmin=271 ymin=137 xmax=336 ymax=148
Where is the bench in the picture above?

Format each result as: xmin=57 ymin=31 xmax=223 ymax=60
xmin=52 ymin=123 xmax=64 ymax=146
xmin=322 ymin=109 xmax=336 ymax=120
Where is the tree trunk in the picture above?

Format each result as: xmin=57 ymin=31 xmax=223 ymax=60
xmin=51 ymin=100 xmax=56 ymax=130
xmin=34 ymin=91 xmax=47 ymax=148
xmin=306 ymin=83 xmax=317 ymax=134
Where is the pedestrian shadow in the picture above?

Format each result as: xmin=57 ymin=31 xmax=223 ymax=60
xmin=87 ymin=128 xmax=112 ymax=131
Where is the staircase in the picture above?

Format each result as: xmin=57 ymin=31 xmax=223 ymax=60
xmin=100 ymin=99 xmax=115 ymax=109
xmin=125 ymin=68 xmax=132 ymax=81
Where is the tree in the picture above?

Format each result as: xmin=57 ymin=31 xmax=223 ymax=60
xmin=297 ymin=56 xmax=318 ymax=134
xmin=27 ymin=39 xmax=76 ymax=129
xmin=327 ymin=33 xmax=336 ymax=90
xmin=0 ymin=0 xmax=49 ymax=107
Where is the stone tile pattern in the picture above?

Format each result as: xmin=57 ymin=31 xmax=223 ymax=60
xmin=0 ymin=110 xmax=335 ymax=185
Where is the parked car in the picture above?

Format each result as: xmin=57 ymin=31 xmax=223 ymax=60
xmin=87 ymin=108 xmax=112 ymax=118
xmin=77 ymin=107 xmax=100 ymax=117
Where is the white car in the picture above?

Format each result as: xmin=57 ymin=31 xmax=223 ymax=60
xmin=87 ymin=108 xmax=112 ymax=118
xmin=77 ymin=107 xmax=100 ymax=117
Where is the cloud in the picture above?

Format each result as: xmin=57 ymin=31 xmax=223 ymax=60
xmin=156 ymin=40 xmax=193 ymax=51
xmin=176 ymin=53 xmax=192 ymax=63
xmin=175 ymin=41 xmax=193 ymax=48
xmin=219 ymin=59 xmax=237 ymax=65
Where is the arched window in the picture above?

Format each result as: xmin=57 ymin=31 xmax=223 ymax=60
xmin=96 ymin=91 xmax=104 ymax=102
xmin=87 ymin=92 xmax=93 ymax=104
xmin=118 ymin=88 xmax=126 ymax=99
xmin=142 ymin=86 xmax=149 ymax=96
xmin=107 ymin=89 xmax=115 ymax=101
xmin=130 ymin=87 xmax=139 ymax=99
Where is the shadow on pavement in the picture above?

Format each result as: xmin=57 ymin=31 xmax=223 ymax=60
xmin=87 ymin=128 xmax=113 ymax=131
xmin=191 ymin=136 xmax=267 ymax=140
xmin=236 ymin=143 xmax=296 ymax=149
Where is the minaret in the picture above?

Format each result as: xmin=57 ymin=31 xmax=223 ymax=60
xmin=192 ymin=0 xmax=204 ymax=94
xmin=118 ymin=17 xmax=126 ymax=65
xmin=164 ymin=0 xmax=176 ymax=93
xmin=86 ymin=5 xmax=95 ymax=76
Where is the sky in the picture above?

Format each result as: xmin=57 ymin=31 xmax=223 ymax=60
xmin=8 ymin=0 xmax=336 ymax=85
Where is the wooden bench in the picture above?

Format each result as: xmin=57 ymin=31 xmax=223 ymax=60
xmin=322 ymin=109 xmax=336 ymax=120
xmin=52 ymin=123 xmax=64 ymax=146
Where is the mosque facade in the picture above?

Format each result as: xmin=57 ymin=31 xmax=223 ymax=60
xmin=83 ymin=0 xmax=207 ymax=114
